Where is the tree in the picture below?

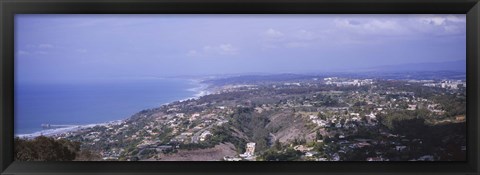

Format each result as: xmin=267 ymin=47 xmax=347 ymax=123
xmin=316 ymin=131 xmax=323 ymax=140
xmin=75 ymin=149 xmax=102 ymax=161
xmin=317 ymin=112 xmax=326 ymax=120
xmin=261 ymin=148 xmax=302 ymax=161
xmin=324 ymin=136 xmax=332 ymax=143
xmin=15 ymin=136 xmax=79 ymax=161
xmin=273 ymin=140 xmax=282 ymax=151
xmin=334 ymin=133 xmax=341 ymax=139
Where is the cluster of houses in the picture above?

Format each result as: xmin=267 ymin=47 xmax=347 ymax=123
xmin=56 ymin=76 xmax=464 ymax=161
xmin=423 ymin=80 xmax=466 ymax=90
xmin=224 ymin=142 xmax=257 ymax=161
xmin=324 ymin=77 xmax=374 ymax=87
xmin=101 ymin=148 xmax=124 ymax=160
xmin=307 ymin=112 xmax=378 ymax=130
xmin=293 ymin=145 xmax=319 ymax=159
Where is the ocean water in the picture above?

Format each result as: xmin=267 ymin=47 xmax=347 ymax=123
xmin=15 ymin=78 xmax=199 ymax=135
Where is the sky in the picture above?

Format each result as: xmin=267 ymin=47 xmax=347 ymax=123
xmin=15 ymin=14 xmax=466 ymax=84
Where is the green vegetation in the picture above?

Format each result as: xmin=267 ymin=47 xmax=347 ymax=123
xmin=229 ymin=107 xmax=270 ymax=152
xmin=260 ymin=148 xmax=302 ymax=161
xmin=15 ymin=136 xmax=99 ymax=161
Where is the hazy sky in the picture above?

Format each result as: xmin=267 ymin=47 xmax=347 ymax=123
xmin=15 ymin=14 xmax=466 ymax=83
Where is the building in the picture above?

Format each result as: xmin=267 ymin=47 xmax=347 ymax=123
xmin=367 ymin=157 xmax=387 ymax=161
xmin=335 ymin=123 xmax=342 ymax=128
xmin=245 ymin=142 xmax=256 ymax=156
xmin=395 ymin=145 xmax=407 ymax=151
xmin=367 ymin=113 xmax=376 ymax=120
xmin=305 ymin=151 xmax=318 ymax=157
xmin=407 ymin=104 xmax=417 ymax=111
xmin=199 ymin=131 xmax=212 ymax=141
xmin=417 ymin=155 xmax=434 ymax=161
xmin=312 ymin=119 xmax=328 ymax=127
xmin=172 ymin=135 xmax=188 ymax=142
xmin=294 ymin=145 xmax=312 ymax=152
xmin=189 ymin=113 xmax=201 ymax=121
xmin=224 ymin=156 xmax=242 ymax=161
xmin=181 ymin=132 xmax=193 ymax=136
xmin=240 ymin=142 xmax=256 ymax=158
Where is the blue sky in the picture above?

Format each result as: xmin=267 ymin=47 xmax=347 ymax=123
xmin=15 ymin=14 xmax=466 ymax=83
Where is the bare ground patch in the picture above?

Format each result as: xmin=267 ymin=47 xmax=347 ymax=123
xmin=157 ymin=143 xmax=237 ymax=161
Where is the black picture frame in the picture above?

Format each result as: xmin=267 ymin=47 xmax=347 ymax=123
xmin=1 ymin=0 xmax=479 ymax=174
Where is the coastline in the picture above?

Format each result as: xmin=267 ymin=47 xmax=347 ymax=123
xmin=15 ymin=120 xmax=123 ymax=139
xmin=187 ymin=79 xmax=212 ymax=99
xmin=15 ymin=78 xmax=212 ymax=139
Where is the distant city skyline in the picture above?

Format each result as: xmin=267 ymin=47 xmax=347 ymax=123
xmin=15 ymin=14 xmax=466 ymax=83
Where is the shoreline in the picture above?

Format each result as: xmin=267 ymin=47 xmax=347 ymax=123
xmin=15 ymin=120 xmax=123 ymax=139
xmin=187 ymin=79 xmax=212 ymax=98
xmin=15 ymin=78 xmax=212 ymax=139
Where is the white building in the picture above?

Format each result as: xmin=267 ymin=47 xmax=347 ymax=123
xmin=240 ymin=142 xmax=256 ymax=158
xmin=367 ymin=113 xmax=376 ymax=120
xmin=199 ymin=131 xmax=212 ymax=141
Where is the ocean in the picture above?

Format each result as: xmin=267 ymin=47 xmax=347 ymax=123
xmin=14 ymin=78 xmax=200 ymax=135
